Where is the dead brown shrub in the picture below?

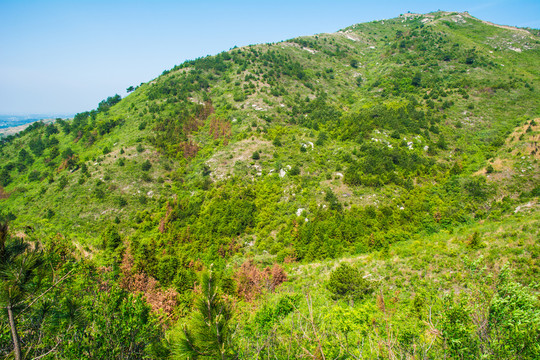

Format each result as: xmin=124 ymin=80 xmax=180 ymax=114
xmin=209 ymin=115 xmax=232 ymax=143
xmin=0 ymin=186 xmax=9 ymax=199
xmin=120 ymin=245 xmax=178 ymax=317
xmin=235 ymin=260 xmax=287 ymax=301
xmin=178 ymin=140 xmax=200 ymax=159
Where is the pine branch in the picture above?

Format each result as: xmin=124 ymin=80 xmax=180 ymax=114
xmin=16 ymin=269 xmax=74 ymax=319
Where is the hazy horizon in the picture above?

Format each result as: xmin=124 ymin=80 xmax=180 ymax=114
xmin=0 ymin=113 xmax=74 ymax=118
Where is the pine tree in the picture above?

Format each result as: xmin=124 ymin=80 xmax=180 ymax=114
xmin=177 ymin=269 xmax=237 ymax=359
xmin=0 ymin=222 xmax=44 ymax=360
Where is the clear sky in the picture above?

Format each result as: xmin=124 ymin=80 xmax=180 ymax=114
xmin=0 ymin=0 xmax=538 ymax=116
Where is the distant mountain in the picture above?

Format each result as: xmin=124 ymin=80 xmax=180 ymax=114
xmin=0 ymin=114 xmax=73 ymax=129
xmin=0 ymin=115 xmax=44 ymax=129
xmin=0 ymin=114 xmax=73 ymax=138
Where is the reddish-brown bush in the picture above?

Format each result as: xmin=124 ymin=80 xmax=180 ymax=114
xmin=120 ymin=245 xmax=178 ymax=317
xmin=235 ymin=260 xmax=287 ymax=301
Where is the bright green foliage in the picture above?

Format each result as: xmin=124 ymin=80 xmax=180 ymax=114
xmin=63 ymin=288 xmax=166 ymax=359
xmin=176 ymin=269 xmax=237 ymax=359
xmin=488 ymin=269 xmax=540 ymax=358
xmin=101 ymin=225 xmax=121 ymax=250
xmin=0 ymin=222 xmax=44 ymax=360
xmin=323 ymin=302 xmax=376 ymax=338
xmin=441 ymin=296 xmax=478 ymax=358
xmin=0 ymin=231 xmax=166 ymax=359
xmin=0 ymin=10 xmax=539 ymax=357
xmin=252 ymin=295 xmax=298 ymax=334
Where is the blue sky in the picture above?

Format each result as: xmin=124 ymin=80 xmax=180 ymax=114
xmin=0 ymin=0 xmax=538 ymax=115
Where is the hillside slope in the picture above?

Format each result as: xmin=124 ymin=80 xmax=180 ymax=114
xmin=0 ymin=11 xmax=539 ymax=359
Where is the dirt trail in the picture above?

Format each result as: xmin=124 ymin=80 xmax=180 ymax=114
xmin=461 ymin=12 xmax=533 ymax=36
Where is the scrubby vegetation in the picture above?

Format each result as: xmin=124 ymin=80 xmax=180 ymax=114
xmin=1 ymin=11 xmax=539 ymax=359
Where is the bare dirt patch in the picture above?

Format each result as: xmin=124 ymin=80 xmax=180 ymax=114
xmin=477 ymin=119 xmax=540 ymax=191
xmin=206 ymin=138 xmax=272 ymax=181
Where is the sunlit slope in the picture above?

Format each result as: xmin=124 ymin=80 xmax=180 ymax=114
xmin=0 ymin=11 xmax=538 ymax=260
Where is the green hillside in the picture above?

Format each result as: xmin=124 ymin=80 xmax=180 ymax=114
xmin=1 ymin=11 xmax=539 ymax=359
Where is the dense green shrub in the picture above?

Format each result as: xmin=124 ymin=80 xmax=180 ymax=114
xmin=327 ymin=263 xmax=373 ymax=301
xmin=141 ymin=159 xmax=152 ymax=171
xmin=101 ymin=226 xmax=122 ymax=250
